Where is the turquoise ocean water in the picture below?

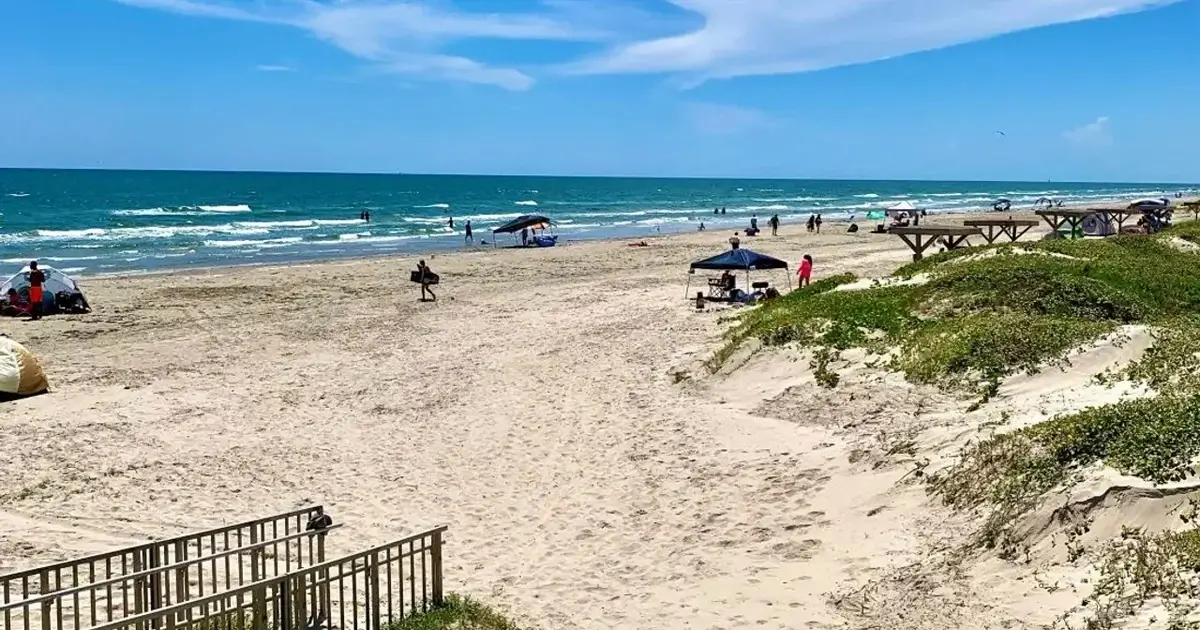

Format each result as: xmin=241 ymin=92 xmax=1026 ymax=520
xmin=0 ymin=169 xmax=1194 ymax=276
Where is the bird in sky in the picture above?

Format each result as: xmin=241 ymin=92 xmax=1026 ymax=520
xmin=995 ymin=130 xmax=1007 ymax=136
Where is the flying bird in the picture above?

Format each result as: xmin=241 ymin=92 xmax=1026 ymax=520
xmin=995 ymin=130 xmax=1007 ymax=136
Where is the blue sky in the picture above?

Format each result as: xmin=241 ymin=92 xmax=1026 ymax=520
xmin=1 ymin=0 xmax=1198 ymax=182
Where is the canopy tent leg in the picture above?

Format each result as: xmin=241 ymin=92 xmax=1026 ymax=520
xmin=684 ymin=274 xmax=692 ymax=300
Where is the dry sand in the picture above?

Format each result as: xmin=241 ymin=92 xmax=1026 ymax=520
xmin=0 ymin=211 xmax=1191 ymax=629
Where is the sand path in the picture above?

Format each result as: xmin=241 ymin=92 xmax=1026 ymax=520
xmin=0 ymin=218 xmax=1042 ymax=628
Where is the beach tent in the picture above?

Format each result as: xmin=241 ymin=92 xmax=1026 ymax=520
xmin=685 ymin=248 xmax=791 ymax=297
xmin=993 ymin=198 xmax=1013 ymax=211
xmin=0 ymin=336 xmax=49 ymax=399
xmin=887 ymin=200 xmax=917 ymax=213
xmin=491 ymin=214 xmax=557 ymax=247
xmin=0 ymin=265 xmax=90 ymax=314
xmin=1129 ymin=198 xmax=1170 ymax=210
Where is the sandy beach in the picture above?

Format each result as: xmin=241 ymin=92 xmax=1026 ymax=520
xmin=0 ymin=209 xmax=1189 ymax=629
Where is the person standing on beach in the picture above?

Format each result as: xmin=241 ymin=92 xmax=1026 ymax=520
xmin=815 ymin=214 xmax=823 ymax=233
xmin=769 ymin=214 xmax=780 ymax=236
xmin=520 ymin=227 xmax=529 ymax=246
xmin=417 ymin=259 xmax=436 ymax=302
xmin=27 ymin=261 xmax=45 ymax=320
xmin=729 ymin=232 xmax=741 ymax=249
xmin=464 ymin=220 xmax=473 ymax=244
xmin=798 ymin=255 xmax=813 ymax=288
xmin=806 ymin=215 xmax=816 ymax=233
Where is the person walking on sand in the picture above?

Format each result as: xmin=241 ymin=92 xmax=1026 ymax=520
xmin=27 ymin=260 xmax=45 ymax=320
xmin=815 ymin=214 xmax=823 ymax=233
xmin=464 ymin=220 xmax=473 ymax=244
xmin=769 ymin=214 xmax=780 ymax=236
xmin=417 ymin=259 xmax=436 ymax=302
xmin=798 ymin=254 xmax=813 ymax=288
xmin=806 ymin=214 xmax=816 ymax=233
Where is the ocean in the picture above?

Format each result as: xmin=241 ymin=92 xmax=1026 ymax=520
xmin=0 ymin=169 xmax=1194 ymax=276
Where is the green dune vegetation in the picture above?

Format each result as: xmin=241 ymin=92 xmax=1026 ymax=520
xmin=714 ymin=222 xmax=1200 ymax=627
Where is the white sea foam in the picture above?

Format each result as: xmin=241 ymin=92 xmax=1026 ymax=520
xmin=203 ymin=237 xmax=304 ymax=249
xmin=854 ymin=193 xmax=880 ymax=198
xmin=197 ymin=204 xmax=252 ymax=213
xmin=5 ymin=193 xmax=29 ymax=198
xmin=415 ymin=203 xmax=450 ymax=209
xmin=514 ymin=200 xmax=538 ymax=206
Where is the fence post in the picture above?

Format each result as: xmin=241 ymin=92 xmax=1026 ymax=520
xmin=148 ymin=546 xmax=163 ymax=630
xmin=316 ymin=532 xmax=329 ymax=625
xmin=38 ymin=570 xmax=51 ymax=630
xmin=430 ymin=531 xmax=444 ymax=608
xmin=251 ymin=585 xmax=267 ymax=630
xmin=368 ymin=553 xmax=381 ymax=630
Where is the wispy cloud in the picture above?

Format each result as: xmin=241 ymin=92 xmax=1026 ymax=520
xmin=113 ymin=0 xmax=1179 ymax=90
xmin=111 ymin=0 xmax=642 ymax=90
xmin=566 ymin=0 xmax=1180 ymax=86
xmin=1064 ymin=116 xmax=1114 ymax=148
xmin=684 ymin=103 xmax=770 ymax=136
xmin=256 ymin=64 xmax=296 ymax=72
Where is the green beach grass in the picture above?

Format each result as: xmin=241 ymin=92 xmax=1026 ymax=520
xmin=384 ymin=596 xmax=524 ymax=630
xmin=713 ymin=222 xmax=1200 ymax=550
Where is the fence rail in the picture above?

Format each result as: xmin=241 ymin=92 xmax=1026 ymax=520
xmin=1 ymin=508 xmax=331 ymax=630
xmin=82 ymin=526 xmax=446 ymax=630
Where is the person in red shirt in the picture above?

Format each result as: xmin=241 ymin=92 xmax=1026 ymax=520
xmin=27 ymin=260 xmax=45 ymax=320
xmin=798 ymin=254 xmax=813 ymax=288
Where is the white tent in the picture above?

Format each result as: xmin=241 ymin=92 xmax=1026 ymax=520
xmin=0 ymin=265 xmax=89 ymax=313
xmin=0 ymin=336 xmax=48 ymax=398
xmin=887 ymin=200 xmax=918 ymax=212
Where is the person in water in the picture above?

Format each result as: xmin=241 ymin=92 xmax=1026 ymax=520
xmin=464 ymin=220 xmax=473 ymax=244
xmin=448 ymin=216 xmax=455 ymax=229
xmin=417 ymin=259 xmax=436 ymax=302
xmin=27 ymin=260 xmax=45 ymax=320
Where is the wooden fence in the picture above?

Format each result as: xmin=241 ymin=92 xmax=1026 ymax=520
xmin=81 ymin=527 xmax=446 ymax=630
xmin=1 ymin=508 xmax=332 ymax=630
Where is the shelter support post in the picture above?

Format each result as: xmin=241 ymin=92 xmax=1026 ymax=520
xmin=897 ymin=233 xmax=938 ymax=262
xmin=941 ymin=234 xmax=973 ymax=251
xmin=979 ymin=225 xmax=1001 ymax=245
xmin=1005 ymin=224 xmax=1033 ymax=241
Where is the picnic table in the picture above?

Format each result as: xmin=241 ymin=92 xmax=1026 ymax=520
xmin=1035 ymin=209 xmax=1097 ymax=239
xmin=962 ymin=218 xmax=1040 ymax=244
xmin=888 ymin=226 xmax=983 ymax=262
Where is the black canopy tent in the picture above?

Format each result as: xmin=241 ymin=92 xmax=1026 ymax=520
xmin=492 ymin=214 xmax=555 ymax=246
xmin=685 ymin=248 xmax=792 ymax=298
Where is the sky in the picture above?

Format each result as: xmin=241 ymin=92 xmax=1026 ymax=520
xmin=1 ymin=0 xmax=1198 ymax=182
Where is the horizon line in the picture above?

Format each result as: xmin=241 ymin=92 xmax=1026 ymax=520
xmin=0 ymin=166 xmax=1196 ymax=187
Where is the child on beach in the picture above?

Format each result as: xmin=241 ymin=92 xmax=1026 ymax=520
xmin=27 ymin=261 xmax=45 ymax=320
xmin=798 ymin=255 xmax=813 ymax=288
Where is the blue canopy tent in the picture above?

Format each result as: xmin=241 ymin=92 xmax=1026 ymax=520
xmin=685 ymin=248 xmax=791 ymax=299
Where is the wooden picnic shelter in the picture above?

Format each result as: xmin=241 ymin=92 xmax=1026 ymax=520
xmin=962 ymin=217 xmax=1040 ymax=244
xmin=1184 ymin=201 xmax=1200 ymax=221
xmin=1089 ymin=207 xmax=1140 ymax=233
xmin=1035 ymin=209 xmax=1097 ymax=239
xmin=889 ymin=226 xmax=983 ymax=261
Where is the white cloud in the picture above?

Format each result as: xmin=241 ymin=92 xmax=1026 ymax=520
xmin=113 ymin=0 xmax=1180 ymax=90
xmin=566 ymin=0 xmax=1180 ymax=85
xmin=256 ymin=64 xmax=296 ymax=72
xmin=684 ymin=103 xmax=769 ymax=136
xmin=111 ymin=0 xmax=634 ymax=90
xmin=1064 ymin=116 xmax=1113 ymax=148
